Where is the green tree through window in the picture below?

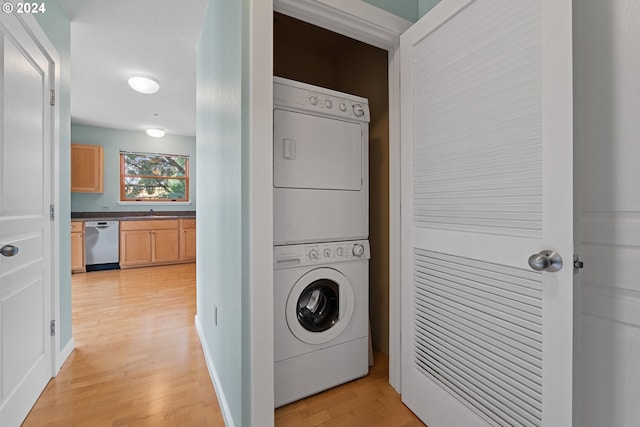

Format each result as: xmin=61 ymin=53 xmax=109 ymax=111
xmin=120 ymin=151 xmax=189 ymax=201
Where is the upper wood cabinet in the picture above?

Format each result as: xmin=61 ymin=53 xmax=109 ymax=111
xmin=71 ymin=143 xmax=104 ymax=193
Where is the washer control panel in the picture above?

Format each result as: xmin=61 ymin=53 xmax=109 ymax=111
xmin=274 ymin=240 xmax=370 ymax=269
xmin=274 ymin=77 xmax=370 ymax=123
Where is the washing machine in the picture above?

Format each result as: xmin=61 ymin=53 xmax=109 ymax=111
xmin=274 ymin=240 xmax=370 ymax=407
xmin=273 ymin=77 xmax=370 ymax=245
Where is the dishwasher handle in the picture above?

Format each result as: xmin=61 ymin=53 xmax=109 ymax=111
xmin=85 ymin=220 xmax=119 ymax=228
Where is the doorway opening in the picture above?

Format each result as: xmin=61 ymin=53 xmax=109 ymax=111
xmin=274 ymin=11 xmax=391 ymax=357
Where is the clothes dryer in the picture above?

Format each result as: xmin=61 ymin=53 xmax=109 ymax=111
xmin=273 ymin=77 xmax=370 ymax=245
xmin=274 ymin=240 xmax=370 ymax=407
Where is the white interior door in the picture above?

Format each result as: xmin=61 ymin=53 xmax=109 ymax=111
xmin=400 ymin=0 xmax=574 ymax=426
xmin=0 ymin=10 xmax=54 ymax=427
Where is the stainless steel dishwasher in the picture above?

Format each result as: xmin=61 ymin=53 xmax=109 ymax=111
xmin=85 ymin=220 xmax=120 ymax=271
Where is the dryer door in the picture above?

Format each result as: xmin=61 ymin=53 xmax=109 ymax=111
xmin=274 ymin=109 xmax=362 ymax=191
xmin=286 ymin=267 xmax=355 ymax=345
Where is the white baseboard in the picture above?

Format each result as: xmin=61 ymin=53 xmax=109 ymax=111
xmin=195 ymin=315 xmax=236 ymax=427
xmin=56 ymin=337 xmax=76 ymax=373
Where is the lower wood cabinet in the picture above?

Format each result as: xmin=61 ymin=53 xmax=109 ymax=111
xmin=120 ymin=218 xmax=195 ymax=268
xmin=179 ymin=218 xmax=196 ymax=262
xmin=120 ymin=229 xmax=153 ymax=267
xmin=71 ymin=221 xmax=85 ymax=273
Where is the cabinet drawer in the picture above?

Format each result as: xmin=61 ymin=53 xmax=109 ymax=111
xmin=179 ymin=218 xmax=196 ymax=229
xmin=71 ymin=221 xmax=83 ymax=232
xmin=120 ymin=219 xmax=179 ymax=231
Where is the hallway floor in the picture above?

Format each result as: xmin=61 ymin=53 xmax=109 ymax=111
xmin=23 ymin=264 xmax=223 ymax=427
xmin=22 ymin=263 xmax=423 ymax=426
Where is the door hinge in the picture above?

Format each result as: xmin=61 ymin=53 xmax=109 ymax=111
xmin=573 ymin=254 xmax=584 ymax=274
xmin=50 ymin=204 xmax=55 ymax=221
xmin=50 ymin=320 xmax=55 ymax=336
xmin=50 ymin=89 xmax=55 ymax=106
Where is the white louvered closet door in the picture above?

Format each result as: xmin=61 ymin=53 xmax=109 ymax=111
xmin=400 ymin=1 xmax=574 ymax=426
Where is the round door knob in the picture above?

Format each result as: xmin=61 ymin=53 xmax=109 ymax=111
xmin=352 ymin=244 xmax=365 ymax=257
xmin=528 ymin=250 xmax=563 ymax=272
xmin=1 ymin=244 xmax=19 ymax=257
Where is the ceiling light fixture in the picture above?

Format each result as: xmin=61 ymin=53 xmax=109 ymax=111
xmin=146 ymin=128 xmax=165 ymax=138
xmin=128 ymin=76 xmax=160 ymax=94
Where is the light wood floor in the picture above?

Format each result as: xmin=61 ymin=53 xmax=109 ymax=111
xmin=275 ymin=353 xmax=425 ymax=427
xmin=23 ymin=264 xmax=424 ymax=427
xmin=23 ymin=264 xmax=223 ymax=427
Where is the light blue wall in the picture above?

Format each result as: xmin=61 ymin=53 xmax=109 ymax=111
xmin=196 ymin=0 xmax=244 ymax=425
xmin=35 ymin=0 xmax=72 ymax=350
xmin=360 ymin=0 xmax=440 ymax=21
xmin=361 ymin=0 xmax=418 ymax=21
xmin=70 ymin=124 xmax=196 ymax=213
xmin=419 ymin=0 xmax=441 ymax=17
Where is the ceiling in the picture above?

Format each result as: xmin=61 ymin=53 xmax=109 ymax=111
xmin=61 ymin=0 xmax=208 ymax=137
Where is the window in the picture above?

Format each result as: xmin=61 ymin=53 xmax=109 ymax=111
xmin=120 ymin=151 xmax=189 ymax=202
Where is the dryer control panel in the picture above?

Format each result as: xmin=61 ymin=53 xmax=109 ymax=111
xmin=274 ymin=240 xmax=370 ymax=269
xmin=274 ymin=76 xmax=370 ymax=123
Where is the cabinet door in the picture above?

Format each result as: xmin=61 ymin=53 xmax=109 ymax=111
xmin=152 ymin=229 xmax=180 ymax=263
xmin=71 ymin=144 xmax=103 ymax=193
xmin=180 ymin=227 xmax=196 ymax=262
xmin=120 ymin=229 xmax=152 ymax=267
xmin=71 ymin=231 xmax=85 ymax=272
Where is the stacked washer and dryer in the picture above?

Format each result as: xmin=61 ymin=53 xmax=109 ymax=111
xmin=273 ymin=77 xmax=371 ymax=407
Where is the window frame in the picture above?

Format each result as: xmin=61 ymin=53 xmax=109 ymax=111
xmin=119 ymin=150 xmax=190 ymax=202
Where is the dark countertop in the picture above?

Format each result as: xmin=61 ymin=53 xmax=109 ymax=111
xmin=71 ymin=211 xmax=196 ymax=221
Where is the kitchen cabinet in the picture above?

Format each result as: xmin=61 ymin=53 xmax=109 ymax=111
xmin=119 ymin=229 xmax=152 ymax=267
xmin=120 ymin=219 xmax=183 ymax=268
xmin=179 ymin=218 xmax=196 ymax=262
xmin=71 ymin=221 xmax=85 ymax=273
xmin=71 ymin=143 xmax=104 ymax=193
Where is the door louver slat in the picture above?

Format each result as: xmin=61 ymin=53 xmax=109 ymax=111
xmin=412 ymin=0 xmax=542 ymax=239
xmin=413 ymin=249 xmax=543 ymax=427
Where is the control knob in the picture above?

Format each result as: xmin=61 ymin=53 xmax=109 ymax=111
xmin=323 ymin=248 xmax=331 ymax=258
xmin=309 ymin=96 xmax=319 ymax=106
xmin=308 ymin=249 xmax=319 ymax=261
xmin=324 ymin=99 xmax=333 ymax=109
xmin=352 ymin=104 xmax=365 ymax=117
xmin=336 ymin=247 xmax=344 ymax=257
xmin=352 ymin=243 xmax=365 ymax=257
xmin=339 ymin=103 xmax=347 ymax=112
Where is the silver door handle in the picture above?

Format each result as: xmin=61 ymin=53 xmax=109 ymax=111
xmin=1 ymin=244 xmax=19 ymax=257
xmin=528 ymin=250 xmax=563 ymax=272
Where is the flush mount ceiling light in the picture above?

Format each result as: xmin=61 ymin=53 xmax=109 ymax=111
xmin=146 ymin=128 xmax=165 ymax=138
xmin=128 ymin=76 xmax=160 ymax=94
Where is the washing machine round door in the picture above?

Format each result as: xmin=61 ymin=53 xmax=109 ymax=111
xmin=286 ymin=267 xmax=355 ymax=345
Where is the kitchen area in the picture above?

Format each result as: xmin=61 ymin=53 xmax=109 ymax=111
xmin=69 ymin=125 xmax=197 ymax=274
